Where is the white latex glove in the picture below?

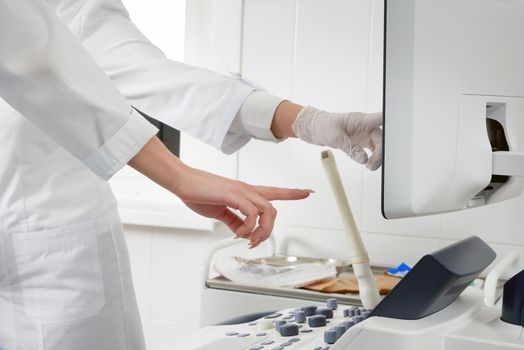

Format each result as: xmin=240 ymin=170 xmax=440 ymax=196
xmin=292 ymin=106 xmax=383 ymax=170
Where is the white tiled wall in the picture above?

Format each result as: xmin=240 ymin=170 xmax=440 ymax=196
xmin=117 ymin=0 xmax=524 ymax=348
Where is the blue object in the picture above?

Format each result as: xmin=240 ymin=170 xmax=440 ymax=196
xmin=274 ymin=320 xmax=286 ymax=332
xmin=387 ymin=263 xmax=412 ymax=278
xmin=335 ymin=324 xmax=346 ymax=338
xmin=301 ymin=306 xmax=317 ymax=316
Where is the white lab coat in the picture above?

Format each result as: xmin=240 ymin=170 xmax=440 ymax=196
xmin=0 ymin=0 xmax=278 ymax=349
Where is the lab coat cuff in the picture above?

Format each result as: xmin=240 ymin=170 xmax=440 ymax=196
xmin=236 ymin=91 xmax=286 ymax=142
xmin=83 ymin=109 xmax=158 ymax=180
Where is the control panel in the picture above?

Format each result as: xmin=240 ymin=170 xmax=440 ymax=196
xmin=178 ymin=298 xmax=368 ymax=350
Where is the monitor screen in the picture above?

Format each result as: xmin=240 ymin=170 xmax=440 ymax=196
xmin=382 ymin=0 xmax=524 ymax=219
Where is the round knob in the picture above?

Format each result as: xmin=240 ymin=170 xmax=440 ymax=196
xmin=326 ymin=298 xmax=338 ymax=310
xmin=353 ymin=308 xmax=361 ymax=316
xmin=294 ymin=310 xmax=306 ymax=323
xmin=316 ymin=307 xmax=334 ymax=319
xmin=308 ymin=315 xmax=327 ymax=328
xmin=335 ymin=324 xmax=346 ymax=338
xmin=274 ymin=320 xmax=286 ymax=331
xmin=301 ymin=306 xmax=318 ymax=316
xmin=324 ymin=329 xmax=338 ymax=344
xmin=343 ymin=320 xmax=355 ymax=330
xmin=279 ymin=323 xmax=299 ymax=337
xmin=354 ymin=315 xmax=364 ymax=324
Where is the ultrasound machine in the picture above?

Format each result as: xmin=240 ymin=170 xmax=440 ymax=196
xmin=178 ymin=0 xmax=524 ymax=348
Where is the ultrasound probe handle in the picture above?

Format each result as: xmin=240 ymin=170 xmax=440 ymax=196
xmin=321 ymin=149 xmax=380 ymax=309
xmin=321 ymin=149 xmax=368 ymax=264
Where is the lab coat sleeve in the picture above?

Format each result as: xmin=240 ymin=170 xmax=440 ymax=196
xmin=66 ymin=0 xmax=265 ymax=154
xmin=0 ymin=0 xmax=158 ymax=180
xmin=227 ymin=91 xmax=287 ymax=150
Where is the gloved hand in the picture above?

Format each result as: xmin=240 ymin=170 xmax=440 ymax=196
xmin=292 ymin=106 xmax=383 ymax=170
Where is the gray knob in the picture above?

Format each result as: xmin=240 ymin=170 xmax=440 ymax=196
xmin=343 ymin=320 xmax=355 ymax=330
xmin=353 ymin=308 xmax=361 ymax=316
xmin=354 ymin=315 xmax=364 ymax=324
xmin=308 ymin=315 xmax=327 ymax=328
xmin=316 ymin=307 xmax=334 ymax=319
xmin=324 ymin=329 xmax=338 ymax=344
xmin=294 ymin=311 xmax=306 ymax=323
xmin=279 ymin=323 xmax=299 ymax=337
xmin=343 ymin=308 xmax=355 ymax=318
xmin=301 ymin=306 xmax=318 ymax=316
xmin=326 ymin=298 xmax=338 ymax=310
xmin=335 ymin=324 xmax=346 ymax=338
xmin=274 ymin=320 xmax=286 ymax=331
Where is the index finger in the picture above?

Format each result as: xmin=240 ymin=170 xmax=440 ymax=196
xmin=253 ymin=186 xmax=313 ymax=201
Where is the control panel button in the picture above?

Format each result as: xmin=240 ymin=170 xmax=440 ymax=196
xmin=279 ymin=323 xmax=300 ymax=337
xmin=274 ymin=320 xmax=287 ymax=332
xmin=300 ymin=328 xmax=313 ymax=333
xmin=225 ymin=331 xmax=238 ymax=336
xmin=343 ymin=320 xmax=355 ymax=330
xmin=324 ymin=329 xmax=338 ymax=344
xmin=262 ymin=340 xmax=275 ymax=345
xmin=326 ymin=298 xmax=338 ymax=310
xmin=301 ymin=306 xmax=318 ymax=316
xmin=335 ymin=324 xmax=346 ymax=338
xmin=238 ymin=333 xmax=250 ymax=337
xmin=294 ymin=310 xmax=306 ymax=323
xmin=249 ymin=346 xmax=263 ymax=350
xmin=265 ymin=313 xmax=282 ymax=319
xmin=353 ymin=315 xmax=364 ymax=324
xmin=308 ymin=315 xmax=327 ymax=328
xmin=343 ymin=308 xmax=355 ymax=318
xmin=316 ymin=308 xmax=334 ymax=319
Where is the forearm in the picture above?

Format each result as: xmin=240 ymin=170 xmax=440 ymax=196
xmin=270 ymin=101 xmax=304 ymax=139
xmin=128 ymin=137 xmax=187 ymax=194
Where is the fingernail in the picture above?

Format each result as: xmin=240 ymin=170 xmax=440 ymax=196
xmin=304 ymin=189 xmax=315 ymax=193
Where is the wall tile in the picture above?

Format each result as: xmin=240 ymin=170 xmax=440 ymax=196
xmin=242 ymin=0 xmax=297 ymax=98
xmin=440 ymin=195 xmax=524 ymax=246
xmin=150 ymin=227 xmax=218 ymax=324
xmin=366 ymin=0 xmax=385 ymax=112
xmin=282 ymin=226 xmax=354 ymax=263
xmin=293 ymin=0 xmax=372 ymax=111
xmin=361 ymin=232 xmax=440 ymax=267
xmin=238 ymin=140 xmax=293 ymax=227
xmin=286 ymin=140 xmax=364 ymax=230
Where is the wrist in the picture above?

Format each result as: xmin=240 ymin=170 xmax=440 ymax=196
xmin=270 ymin=101 xmax=303 ymax=139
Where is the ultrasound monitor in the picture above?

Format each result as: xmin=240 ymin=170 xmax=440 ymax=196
xmin=382 ymin=0 xmax=524 ymax=219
